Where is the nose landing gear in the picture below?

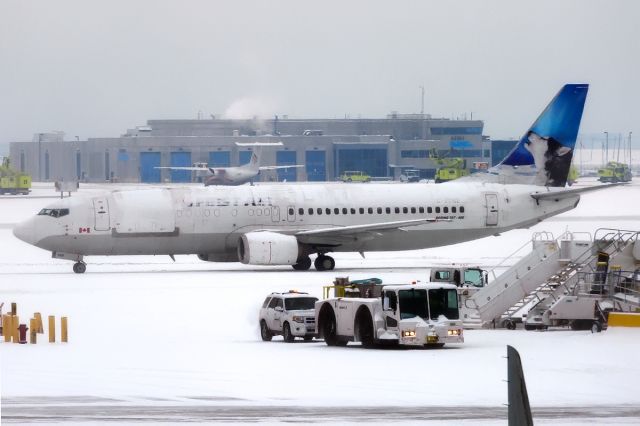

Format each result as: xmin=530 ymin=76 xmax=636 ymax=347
xmin=73 ymin=262 xmax=86 ymax=274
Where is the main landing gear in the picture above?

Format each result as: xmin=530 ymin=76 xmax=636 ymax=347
xmin=73 ymin=262 xmax=86 ymax=274
xmin=290 ymin=254 xmax=336 ymax=271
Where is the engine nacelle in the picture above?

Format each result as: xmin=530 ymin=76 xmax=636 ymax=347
xmin=238 ymin=231 xmax=300 ymax=265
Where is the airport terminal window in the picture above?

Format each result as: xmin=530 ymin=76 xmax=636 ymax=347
xmin=37 ymin=208 xmax=69 ymax=218
xmin=419 ymin=207 xmax=424 ymax=214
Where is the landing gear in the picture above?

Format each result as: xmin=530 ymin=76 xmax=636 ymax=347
xmin=73 ymin=262 xmax=86 ymax=274
xmin=292 ymin=256 xmax=312 ymax=271
xmin=314 ymin=255 xmax=335 ymax=271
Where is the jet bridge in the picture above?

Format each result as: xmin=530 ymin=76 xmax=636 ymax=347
xmin=459 ymin=229 xmax=640 ymax=329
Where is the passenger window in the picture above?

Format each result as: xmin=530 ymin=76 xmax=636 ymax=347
xmin=275 ymin=298 xmax=284 ymax=309
xmin=299 ymin=208 xmax=304 ymax=215
xmin=368 ymin=207 xmax=373 ymax=214
xmin=334 ymin=208 xmax=340 ymax=215
xmin=443 ymin=207 xmax=448 ymax=213
xmin=350 ymin=208 xmax=356 ymax=214
xmin=262 ymin=297 xmax=272 ymax=308
xmin=395 ymin=207 xmax=400 ymax=214
xmin=326 ymin=208 xmax=331 ymax=215
xmin=377 ymin=207 xmax=382 ymax=214
xmin=403 ymin=207 xmax=408 ymax=214
xmin=386 ymin=207 xmax=391 ymax=214
xmin=268 ymin=297 xmax=279 ymax=309
xmin=435 ymin=207 xmax=441 ymax=213
xmin=460 ymin=206 xmax=465 ymax=213
xmin=452 ymin=206 xmax=456 ymax=213
xmin=428 ymin=207 xmax=433 ymax=214
xmin=411 ymin=207 xmax=416 ymax=214
xmin=317 ymin=208 xmax=322 ymax=215
xmin=308 ymin=208 xmax=314 ymax=215
xmin=419 ymin=207 xmax=424 ymax=214
xmin=359 ymin=208 xmax=364 ymax=214
xmin=342 ymin=208 xmax=348 ymax=214
xmin=289 ymin=208 xmax=294 ymax=216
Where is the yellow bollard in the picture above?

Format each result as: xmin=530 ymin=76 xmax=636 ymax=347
xmin=48 ymin=315 xmax=56 ymax=343
xmin=29 ymin=318 xmax=37 ymax=344
xmin=2 ymin=315 xmax=11 ymax=343
xmin=61 ymin=317 xmax=68 ymax=343
xmin=12 ymin=315 xmax=19 ymax=343
xmin=10 ymin=302 xmax=17 ymax=316
xmin=34 ymin=312 xmax=44 ymax=333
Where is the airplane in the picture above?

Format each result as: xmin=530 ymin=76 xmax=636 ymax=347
xmin=14 ymin=84 xmax=611 ymax=274
xmin=156 ymin=142 xmax=304 ymax=186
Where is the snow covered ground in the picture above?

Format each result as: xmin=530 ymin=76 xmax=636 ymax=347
xmin=1 ymin=179 xmax=639 ymax=424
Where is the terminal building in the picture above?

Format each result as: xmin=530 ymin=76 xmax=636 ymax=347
xmin=9 ymin=115 xmax=489 ymax=183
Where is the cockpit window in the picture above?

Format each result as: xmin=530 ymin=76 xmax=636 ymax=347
xmin=37 ymin=208 xmax=69 ymax=218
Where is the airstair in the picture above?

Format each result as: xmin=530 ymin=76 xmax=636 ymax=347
xmin=459 ymin=228 xmax=640 ymax=329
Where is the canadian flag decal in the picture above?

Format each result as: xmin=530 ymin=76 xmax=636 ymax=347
xmin=79 ymin=227 xmax=91 ymax=233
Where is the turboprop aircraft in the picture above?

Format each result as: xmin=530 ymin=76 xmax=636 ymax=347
xmin=156 ymin=142 xmax=303 ymax=186
xmin=14 ymin=84 xmax=609 ymax=273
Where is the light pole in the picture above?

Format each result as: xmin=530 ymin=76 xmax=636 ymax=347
xmin=38 ymin=133 xmax=43 ymax=182
xmin=630 ymin=131 xmax=633 ymax=171
xmin=604 ymin=131 xmax=608 ymax=166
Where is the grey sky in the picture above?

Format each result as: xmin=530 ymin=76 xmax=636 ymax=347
xmin=1 ymin=0 xmax=638 ymax=145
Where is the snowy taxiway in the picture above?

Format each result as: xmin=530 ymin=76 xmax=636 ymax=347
xmin=1 ymin=179 xmax=639 ymax=424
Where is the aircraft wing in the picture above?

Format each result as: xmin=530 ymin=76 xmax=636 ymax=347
xmin=294 ymin=217 xmax=446 ymax=245
xmin=155 ymin=166 xmax=210 ymax=172
xmin=530 ymin=183 xmax=623 ymax=201
xmin=259 ymin=165 xmax=305 ymax=171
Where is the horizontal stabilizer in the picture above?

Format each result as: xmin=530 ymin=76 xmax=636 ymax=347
xmin=530 ymin=183 xmax=623 ymax=201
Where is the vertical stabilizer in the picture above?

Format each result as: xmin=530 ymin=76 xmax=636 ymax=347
xmin=490 ymin=84 xmax=588 ymax=187
xmin=507 ymin=345 xmax=534 ymax=426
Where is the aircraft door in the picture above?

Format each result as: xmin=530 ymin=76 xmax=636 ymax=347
xmin=93 ymin=197 xmax=110 ymax=231
xmin=286 ymin=205 xmax=296 ymax=222
xmin=484 ymin=193 xmax=499 ymax=226
xmin=271 ymin=206 xmax=280 ymax=223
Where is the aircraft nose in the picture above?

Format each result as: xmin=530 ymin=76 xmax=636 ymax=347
xmin=13 ymin=218 xmax=37 ymax=246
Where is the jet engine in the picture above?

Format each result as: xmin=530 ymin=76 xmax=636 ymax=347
xmin=237 ymin=231 xmax=301 ymax=265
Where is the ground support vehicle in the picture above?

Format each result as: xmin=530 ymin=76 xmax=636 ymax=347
xmin=598 ymin=162 xmax=632 ymax=183
xmin=399 ymin=169 xmax=421 ymax=183
xmin=339 ymin=171 xmax=371 ymax=182
xmin=315 ymin=282 xmax=464 ymax=348
xmin=0 ymin=158 xmax=31 ymax=195
xmin=259 ymin=291 xmax=318 ymax=342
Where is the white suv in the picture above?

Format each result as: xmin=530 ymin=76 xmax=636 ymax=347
xmin=259 ymin=291 xmax=318 ymax=342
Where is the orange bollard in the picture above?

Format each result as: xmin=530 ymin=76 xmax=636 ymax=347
xmin=61 ymin=317 xmax=68 ymax=343
xmin=30 ymin=318 xmax=37 ymax=344
xmin=48 ymin=315 xmax=55 ymax=343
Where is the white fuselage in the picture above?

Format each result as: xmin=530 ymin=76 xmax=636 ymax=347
xmin=14 ymin=182 xmax=579 ymax=261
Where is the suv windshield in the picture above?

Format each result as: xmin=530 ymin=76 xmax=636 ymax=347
xmin=428 ymin=289 xmax=459 ymax=320
xmin=398 ymin=289 xmax=428 ymax=320
xmin=284 ymin=297 xmax=318 ymax=311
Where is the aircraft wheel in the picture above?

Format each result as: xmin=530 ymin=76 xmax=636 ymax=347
xmin=314 ymin=255 xmax=335 ymax=271
xmin=292 ymin=256 xmax=312 ymax=271
xmin=73 ymin=262 xmax=86 ymax=274
xmin=260 ymin=320 xmax=273 ymax=341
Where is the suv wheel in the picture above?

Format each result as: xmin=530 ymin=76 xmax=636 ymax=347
xmin=260 ymin=320 xmax=273 ymax=342
xmin=283 ymin=322 xmax=295 ymax=343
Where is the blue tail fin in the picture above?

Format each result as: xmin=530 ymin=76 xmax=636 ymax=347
xmin=492 ymin=84 xmax=588 ymax=187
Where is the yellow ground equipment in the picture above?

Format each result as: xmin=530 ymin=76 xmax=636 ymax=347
xmin=430 ymin=149 xmax=469 ymax=183
xmin=598 ymin=162 xmax=632 ymax=183
xmin=0 ymin=158 xmax=31 ymax=195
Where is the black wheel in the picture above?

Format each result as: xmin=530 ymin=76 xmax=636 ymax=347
xmin=504 ymin=320 xmax=516 ymax=330
xmin=292 ymin=256 xmax=312 ymax=271
xmin=283 ymin=322 xmax=295 ymax=343
xmin=314 ymin=255 xmax=335 ymax=271
xmin=260 ymin=320 xmax=272 ymax=342
xmin=319 ymin=305 xmax=342 ymax=346
xmin=591 ymin=321 xmax=603 ymax=333
xmin=73 ymin=262 xmax=86 ymax=274
xmin=356 ymin=309 xmax=375 ymax=348
xmin=303 ymin=336 xmax=313 ymax=341
xmin=524 ymin=323 xmax=538 ymax=331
